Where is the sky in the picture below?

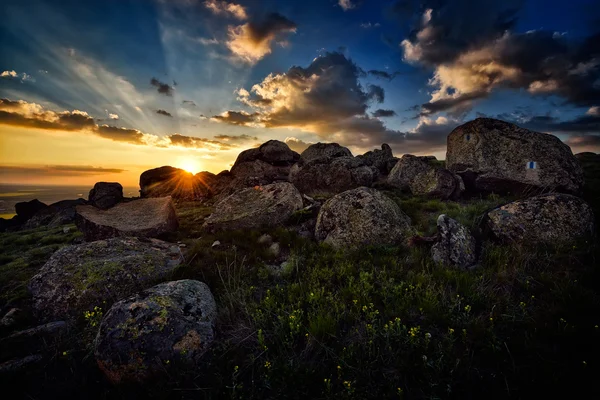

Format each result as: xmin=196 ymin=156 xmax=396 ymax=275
xmin=0 ymin=0 xmax=599 ymax=186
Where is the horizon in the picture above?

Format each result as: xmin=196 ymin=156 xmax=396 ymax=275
xmin=1 ymin=0 xmax=599 ymax=186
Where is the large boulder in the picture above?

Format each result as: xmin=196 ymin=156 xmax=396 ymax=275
xmin=75 ymin=197 xmax=178 ymax=241
xmin=357 ymin=144 xmax=397 ymax=175
xmin=94 ymin=280 xmax=217 ymax=384
xmin=88 ymin=182 xmax=123 ymax=209
xmin=203 ymin=182 xmax=303 ymax=232
xmin=290 ymin=156 xmax=376 ymax=196
xmin=431 ymin=215 xmax=477 ymax=269
xmin=300 ymin=142 xmax=352 ymax=163
xmin=388 ymin=155 xmax=464 ymax=199
xmin=483 ymin=193 xmax=595 ymax=244
xmin=23 ymin=198 xmax=87 ymax=229
xmin=229 ymin=140 xmax=300 ymax=185
xmin=28 ymin=237 xmax=182 ymax=322
xmin=446 ymin=118 xmax=584 ymax=195
xmin=315 ymin=187 xmax=411 ymax=249
xmin=141 ymin=166 xmax=217 ymax=200
xmin=15 ymin=199 xmax=48 ymax=222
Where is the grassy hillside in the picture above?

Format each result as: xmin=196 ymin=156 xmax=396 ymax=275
xmin=0 ymin=159 xmax=599 ymax=399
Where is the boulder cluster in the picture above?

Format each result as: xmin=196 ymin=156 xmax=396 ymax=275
xmin=0 ymin=117 xmax=595 ymax=383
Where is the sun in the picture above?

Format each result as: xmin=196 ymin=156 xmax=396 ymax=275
xmin=177 ymin=157 xmax=202 ymax=174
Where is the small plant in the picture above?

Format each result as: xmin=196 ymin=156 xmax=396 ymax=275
xmin=83 ymin=306 xmax=103 ymax=327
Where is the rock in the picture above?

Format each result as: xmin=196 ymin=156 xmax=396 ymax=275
xmin=94 ymin=279 xmax=217 ymax=384
xmin=15 ymin=199 xmax=48 ymax=222
xmin=315 ymin=187 xmax=411 ymax=249
xmin=75 ymin=197 xmax=178 ymax=241
xmin=388 ymin=155 xmax=463 ymax=199
xmin=483 ymin=193 xmax=595 ymax=244
xmin=211 ymin=240 xmax=221 ymax=248
xmin=28 ymin=237 xmax=182 ymax=322
xmin=446 ymin=118 xmax=584 ymax=195
xmin=357 ymin=143 xmax=396 ymax=175
xmin=233 ymin=140 xmax=300 ymax=167
xmin=3 ymin=321 xmax=68 ymax=342
xmin=0 ymin=308 xmax=23 ymax=328
xmin=268 ymin=242 xmax=281 ymax=257
xmin=63 ymin=226 xmax=70 ymax=233
xmin=23 ymin=198 xmax=87 ymax=229
xmin=0 ymin=355 xmax=43 ymax=374
xmin=290 ymin=156 xmax=375 ymax=197
xmin=140 ymin=166 xmax=217 ymax=200
xmin=203 ymin=182 xmax=303 ymax=232
xmin=300 ymin=142 xmax=352 ymax=163
xmin=258 ymin=234 xmax=273 ymax=245
xmin=431 ymin=215 xmax=477 ymax=269
xmin=88 ymin=182 xmax=124 ymax=209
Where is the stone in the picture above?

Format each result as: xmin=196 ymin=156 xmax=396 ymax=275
xmin=140 ymin=166 xmax=217 ymax=200
xmin=388 ymin=155 xmax=463 ymax=199
xmin=483 ymin=193 xmax=595 ymax=244
xmin=94 ymin=279 xmax=217 ymax=384
xmin=24 ymin=198 xmax=88 ymax=229
xmin=290 ymin=156 xmax=375 ymax=197
xmin=15 ymin=199 xmax=48 ymax=222
xmin=258 ymin=234 xmax=273 ymax=245
xmin=75 ymin=197 xmax=178 ymax=241
xmin=28 ymin=237 xmax=182 ymax=322
xmin=268 ymin=242 xmax=281 ymax=257
xmin=300 ymin=142 xmax=353 ymax=163
xmin=0 ymin=355 xmax=43 ymax=374
xmin=88 ymin=182 xmax=124 ymax=209
xmin=446 ymin=118 xmax=584 ymax=195
xmin=431 ymin=215 xmax=477 ymax=269
xmin=3 ymin=321 xmax=68 ymax=341
xmin=0 ymin=308 xmax=22 ymax=328
xmin=203 ymin=182 xmax=303 ymax=232
xmin=315 ymin=187 xmax=411 ymax=249
xmin=357 ymin=143 xmax=396 ymax=175
xmin=211 ymin=240 xmax=221 ymax=248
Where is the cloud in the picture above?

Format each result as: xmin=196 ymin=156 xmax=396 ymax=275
xmin=400 ymin=1 xmax=600 ymax=114
xmin=108 ymin=113 xmax=119 ymax=120
xmin=156 ymin=109 xmax=173 ymax=117
xmin=1 ymin=70 xmax=35 ymax=82
xmin=226 ymin=13 xmax=297 ymax=64
xmin=587 ymin=106 xmax=600 ymax=116
xmin=213 ymin=133 xmax=258 ymax=141
xmin=0 ymin=98 xmax=235 ymax=151
xmin=150 ymin=77 xmax=174 ymax=96
xmin=565 ymin=135 xmax=600 ymax=149
xmin=203 ymin=0 xmax=247 ymax=20
xmin=182 ymin=100 xmax=197 ymax=107
xmin=284 ymin=137 xmax=313 ymax=153
xmin=338 ymin=0 xmax=357 ymax=11
xmin=368 ymin=70 xmax=400 ymax=80
xmin=0 ymin=165 xmax=126 ymax=176
xmin=372 ymin=109 xmax=397 ymax=117
xmin=360 ymin=22 xmax=381 ymax=29
xmin=211 ymin=110 xmax=261 ymax=125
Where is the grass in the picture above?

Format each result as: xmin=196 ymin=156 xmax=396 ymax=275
xmin=0 ymin=159 xmax=599 ymax=399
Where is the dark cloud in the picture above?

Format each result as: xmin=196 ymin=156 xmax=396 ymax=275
xmin=156 ymin=109 xmax=173 ymax=117
xmin=284 ymin=137 xmax=313 ymax=153
xmin=211 ymin=111 xmax=260 ymax=125
xmin=401 ymin=0 xmax=600 ymax=114
xmin=372 ymin=109 xmax=397 ymax=117
xmin=0 ymin=165 xmax=126 ymax=176
xmin=96 ymin=125 xmax=145 ymax=144
xmin=367 ymin=85 xmax=385 ymax=103
xmin=368 ymin=70 xmax=400 ymax=80
xmin=566 ymin=135 xmax=600 ymax=148
xmin=150 ymin=77 xmax=174 ymax=96
xmin=182 ymin=100 xmax=196 ymax=107
xmin=166 ymin=133 xmax=236 ymax=150
xmin=227 ymin=13 xmax=297 ymax=63
xmin=420 ymin=92 xmax=487 ymax=116
xmin=213 ymin=133 xmax=258 ymax=141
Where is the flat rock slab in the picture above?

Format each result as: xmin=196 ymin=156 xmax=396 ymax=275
xmin=203 ymin=182 xmax=303 ymax=232
xmin=29 ymin=237 xmax=182 ymax=322
xmin=76 ymin=197 xmax=178 ymax=241
xmin=95 ymin=279 xmax=217 ymax=384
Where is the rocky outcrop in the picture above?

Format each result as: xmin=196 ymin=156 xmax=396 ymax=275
xmin=75 ymin=197 xmax=178 ymax=241
xmin=290 ymin=155 xmax=376 ymax=196
xmin=483 ymin=193 xmax=595 ymax=244
xmin=357 ymin=144 xmax=397 ymax=175
xmin=23 ymin=198 xmax=87 ymax=229
xmin=88 ymin=182 xmax=123 ymax=209
xmin=300 ymin=142 xmax=352 ymax=163
xmin=229 ymin=140 xmax=300 ymax=184
xmin=431 ymin=215 xmax=477 ymax=268
xmin=388 ymin=155 xmax=464 ymax=199
xmin=28 ymin=237 xmax=182 ymax=322
xmin=446 ymin=118 xmax=584 ymax=195
xmin=94 ymin=280 xmax=217 ymax=384
xmin=203 ymin=182 xmax=303 ymax=232
xmin=315 ymin=187 xmax=411 ymax=249
xmin=140 ymin=166 xmax=218 ymax=200
xmin=15 ymin=199 xmax=48 ymax=222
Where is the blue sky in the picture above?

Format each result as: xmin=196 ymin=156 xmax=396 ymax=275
xmin=0 ymin=0 xmax=599 ymax=184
